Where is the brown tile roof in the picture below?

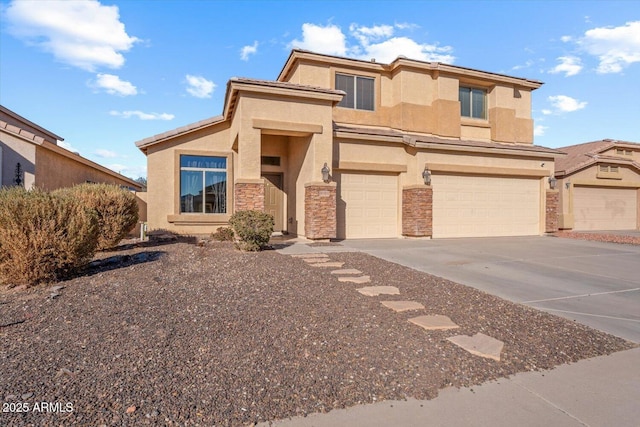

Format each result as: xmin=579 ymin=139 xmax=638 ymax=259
xmin=333 ymin=123 xmax=564 ymax=156
xmin=0 ymin=119 xmax=47 ymax=144
xmin=0 ymin=105 xmax=64 ymax=142
xmin=555 ymin=139 xmax=640 ymax=176
xmin=229 ymin=77 xmax=345 ymax=96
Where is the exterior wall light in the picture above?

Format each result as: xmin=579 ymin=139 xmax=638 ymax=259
xmin=548 ymin=175 xmax=557 ymax=190
xmin=422 ymin=166 xmax=431 ymax=186
xmin=565 ymin=180 xmax=571 ymax=190
xmin=321 ymin=162 xmax=330 ymax=183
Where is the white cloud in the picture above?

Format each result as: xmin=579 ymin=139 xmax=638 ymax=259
xmin=534 ymin=124 xmax=548 ymax=136
xmin=512 ymin=59 xmax=534 ymax=71
xmin=109 ymin=110 xmax=175 ymax=121
xmin=549 ymin=56 xmax=583 ymax=77
xmin=4 ymin=0 xmax=139 ymax=71
xmin=240 ymin=41 xmax=258 ymax=61
xmin=185 ymin=74 xmax=215 ymax=98
xmin=547 ymin=95 xmax=587 ymax=113
xmin=289 ymin=22 xmax=454 ymax=64
xmin=580 ymin=21 xmax=640 ymax=73
xmin=289 ymin=23 xmax=347 ymax=56
xmin=92 ymin=73 xmax=137 ymax=96
xmin=560 ymin=35 xmax=573 ymax=42
xmin=394 ymin=22 xmax=419 ymax=31
xmin=358 ymin=36 xmax=454 ymax=63
xmin=107 ymin=164 xmax=147 ymax=179
xmin=58 ymin=140 xmax=80 ymax=153
xmin=95 ymin=148 xmax=119 ymax=158
xmin=541 ymin=109 xmax=552 ymax=115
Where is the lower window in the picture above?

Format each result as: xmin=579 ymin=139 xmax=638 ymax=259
xmin=180 ymin=155 xmax=227 ymax=213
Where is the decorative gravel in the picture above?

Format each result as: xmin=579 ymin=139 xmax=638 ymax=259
xmin=554 ymin=231 xmax=640 ymax=245
xmin=1 ymin=241 xmax=634 ymax=426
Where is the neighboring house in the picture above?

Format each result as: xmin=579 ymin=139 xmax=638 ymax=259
xmin=136 ymin=49 xmax=562 ymax=239
xmin=1 ymin=105 xmax=143 ymax=192
xmin=1 ymin=105 xmax=147 ymax=235
xmin=554 ymin=139 xmax=640 ymax=231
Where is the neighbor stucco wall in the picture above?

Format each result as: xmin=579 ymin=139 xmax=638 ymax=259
xmin=557 ymin=163 xmax=640 ymax=229
xmin=35 ymin=143 xmax=138 ymax=191
xmin=0 ymin=131 xmax=36 ymax=188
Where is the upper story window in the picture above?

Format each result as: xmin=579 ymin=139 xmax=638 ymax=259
xmin=459 ymin=87 xmax=487 ymax=120
xmin=180 ymin=155 xmax=227 ymax=214
xmin=335 ymin=73 xmax=374 ymax=111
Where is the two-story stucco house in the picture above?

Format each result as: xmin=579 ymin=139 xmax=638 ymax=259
xmin=136 ymin=49 xmax=562 ymax=239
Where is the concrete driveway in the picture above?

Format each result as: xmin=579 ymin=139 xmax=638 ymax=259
xmin=340 ymin=236 xmax=640 ymax=343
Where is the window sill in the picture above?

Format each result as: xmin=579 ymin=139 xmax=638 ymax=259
xmin=167 ymin=214 xmax=231 ymax=224
xmin=461 ymin=118 xmax=490 ymax=128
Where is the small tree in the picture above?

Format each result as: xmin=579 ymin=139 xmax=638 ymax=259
xmin=229 ymin=210 xmax=274 ymax=251
xmin=54 ymin=183 xmax=139 ymax=250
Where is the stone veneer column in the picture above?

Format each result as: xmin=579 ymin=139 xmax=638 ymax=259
xmin=304 ymin=182 xmax=336 ymax=240
xmin=234 ymin=179 xmax=265 ymax=212
xmin=402 ymin=185 xmax=433 ymax=237
xmin=545 ymin=190 xmax=559 ymax=233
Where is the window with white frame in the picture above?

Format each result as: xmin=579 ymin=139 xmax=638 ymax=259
xmin=180 ymin=155 xmax=227 ymax=213
xmin=335 ymin=73 xmax=375 ymax=111
xmin=459 ymin=86 xmax=487 ymax=119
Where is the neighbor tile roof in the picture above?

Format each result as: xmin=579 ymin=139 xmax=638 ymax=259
xmin=555 ymin=139 xmax=640 ymax=176
xmin=333 ymin=123 xmax=564 ymax=155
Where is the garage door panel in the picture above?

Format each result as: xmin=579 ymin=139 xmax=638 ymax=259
xmin=433 ymin=175 xmax=540 ymax=238
xmin=338 ymin=172 xmax=398 ymax=239
xmin=573 ymin=187 xmax=637 ymax=230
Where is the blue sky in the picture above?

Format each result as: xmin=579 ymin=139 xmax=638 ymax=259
xmin=1 ymin=0 xmax=639 ymax=179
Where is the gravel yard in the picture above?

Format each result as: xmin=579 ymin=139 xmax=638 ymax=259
xmin=1 ymin=239 xmax=634 ymax=426
xmin=554 ymin=230 xmax=640 ymax=245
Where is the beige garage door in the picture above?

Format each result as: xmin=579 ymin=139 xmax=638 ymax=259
xmin=573 ymin=186 xmax=637 ymax=230
xmin=337 ymin=172 xmax=398 ymax=239
xmin=432 ymin=175 xmax=540 ymax=238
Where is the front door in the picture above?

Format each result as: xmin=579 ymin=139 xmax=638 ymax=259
xmin=263 ymin=174 xmax=285 ymax=232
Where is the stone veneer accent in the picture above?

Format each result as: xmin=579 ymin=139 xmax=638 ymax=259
xmin=234 ymin=180 xmax=265 ymax=212
xmin=402 ymin=186 xmax=433 ymax=237
xmin=304 ymin=182 xmax=336 ymax=240
xmin=545 ymin=190 xmax=559 ymax=233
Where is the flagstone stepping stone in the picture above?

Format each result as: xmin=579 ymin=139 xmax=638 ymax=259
xmin=330 ymin=269 xmax=362 ymax=275
xmin=338 ymin=275 xmax=371 ymax=284
xmin=302 ymin=258 xmax=330 ymax=263
xmin=290 ymin=253 xmax=328 ymax=258
xmin=356 ymin=286 xmax=400 ymax=296
xmin=408 ymin=315 xmax=459 ymax=330
xmin=447 ymin=333 xmax=504 ymax=362
xmin=310 ymin=261 xmax=345 ymax=268
xmin=381 ymin=301 xmax=425 ymax=312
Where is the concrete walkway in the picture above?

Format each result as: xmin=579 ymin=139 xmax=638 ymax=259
xmin=261 ymin=347 xmax=640 ymax=427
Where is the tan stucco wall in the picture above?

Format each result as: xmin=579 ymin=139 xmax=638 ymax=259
xmin=34 ymin=144 xmax=137 ymax=191
xmin=284 ymin=60 xmax=536 ymax=144
xmin=334 ymin=137 xmax=555 ymax=236
xmin=557 ymin=163 xmax=640 ymax=229
xmin=0 ymin=131 xmax=36 ymax=188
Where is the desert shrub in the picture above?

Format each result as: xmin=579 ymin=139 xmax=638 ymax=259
xmin=211 ymin=226 xmax=234 ymax=242
xmin=55 ymin=183 xmax=139 ymax=250
xmin=0 ymin=187 xmax=99 ymax=287
xmin=229 ymin=210 xmax=274 ymax=251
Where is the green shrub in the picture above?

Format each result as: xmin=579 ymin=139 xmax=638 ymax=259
xmin=0 ymin=187 xmax=99 ymax=287
xmin=229 ymin=210 xmax=274 ymax=251
xmin=55 ymin=183 xmax=139 ymax=250
xmin=211 ymin=226 xmax=234 ymax=242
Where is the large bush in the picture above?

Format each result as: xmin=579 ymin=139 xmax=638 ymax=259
xmin=55 ymin=183 xmax=139 ymax=250
xmin=0 ymin=187 xmax=99 ymax=287
xmin=229 ymin=210 xmax=274 ymax=251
